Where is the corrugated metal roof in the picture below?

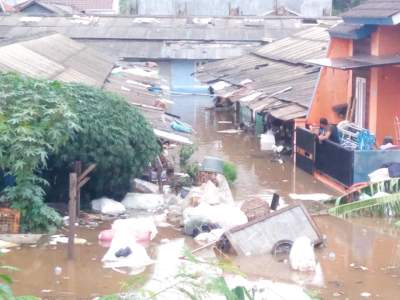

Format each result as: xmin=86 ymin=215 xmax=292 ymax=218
xmin=253 ymin=25 xmax=330 ymax=64
xmin=195 ymin=25 xmax=331 ymax=121
xmin=0 ymin=15 xmax=334 ymax=42
xmin=0 ymin=33 xmax=113 ymax=86
xmin=307 ymin=55 xmax=400 ymax=70
xmin=81 ymin=39 xmax=261 ymax=60
xmin=341 ymin=0 xmax=400 ymax=19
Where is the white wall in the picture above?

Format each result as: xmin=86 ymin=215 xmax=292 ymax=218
xmin=135 ymin=0 xmax=332 ymax=17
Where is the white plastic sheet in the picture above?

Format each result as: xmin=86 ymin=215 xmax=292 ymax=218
xmin=91 ymin=197 xmax=126 ymax=215
xmin=102 ymin=233 xmax=154 ymax=275
xmin=122 ymin=193 xmax=164 ymax=210
xmin=112 ymin=217 xmax=158 ymax=241
xmin=289 ymin=236 xmax=316 ymax=272
xmin=368 ymin=168 xmax=391 ymax=183
xmin=289 ymin=193 xmax=333 ymax=202
xmin=183 ymin=203 xmax=248 ymax=231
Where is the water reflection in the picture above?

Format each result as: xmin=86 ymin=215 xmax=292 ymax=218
xmin=169 ymin=94 xmax=336 ymax=201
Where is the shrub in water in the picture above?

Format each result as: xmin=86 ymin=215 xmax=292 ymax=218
xmin=223 ymin=161 xmax=237 ymax=184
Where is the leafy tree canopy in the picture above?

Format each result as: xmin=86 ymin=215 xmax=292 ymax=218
xmin=0 ymin=73 xmax=160 ymax=232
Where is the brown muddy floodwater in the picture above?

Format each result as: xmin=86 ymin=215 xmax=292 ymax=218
xmin=3 ymin=94 xmax=400 ymax=299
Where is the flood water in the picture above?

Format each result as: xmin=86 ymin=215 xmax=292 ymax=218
xmin=4 ymin=61 xmax=400 ymax=299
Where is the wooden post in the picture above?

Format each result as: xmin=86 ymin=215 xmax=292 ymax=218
xmin=68 ymin=173 xmax=77 ymax=260
xmin=155 ymin=156 xmax=163 ymax=193
xmin=74 ymin=161 xmax=82 ymax=217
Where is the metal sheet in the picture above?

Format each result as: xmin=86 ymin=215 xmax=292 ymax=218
xmin=307 ymin=55 xmax=400 ymax=70
xmin=225 ymin=204 xmax=322 ymax=256
xmin=341 ymin=0 xmax=400 ymax=19
xmin=0 ymin=33 xmax=113 ymax=86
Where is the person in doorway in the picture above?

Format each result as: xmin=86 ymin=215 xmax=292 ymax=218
xmin=318 ymin=118 xmax=340 ymax=143
xmin=380 ymin=136 xmax=396 ymax=150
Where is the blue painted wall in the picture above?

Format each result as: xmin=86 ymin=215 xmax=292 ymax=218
xmin=353 ymin=150 xmax=400 ymax=183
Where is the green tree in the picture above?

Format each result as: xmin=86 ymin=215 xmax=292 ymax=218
xmin=0 ymin=73 xmax=160 ymax=232
xmin=44 ymin=84 xmax=160 ymax=202
xmin=0 ymin=73 xmax=79 ymax=232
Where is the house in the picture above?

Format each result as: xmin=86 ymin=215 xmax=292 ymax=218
xmin=196 ymin=25 xmax=331 ymax=147
xmin=132 ymin=0 xmax=332 ymax=18
xmin=0 ymin=14 xmax=332 ymax=60
xmin=295 ymin=0 xmax=400 ymax=191
xmin=15 ymin=0 xmax=76 ymax=15
xmin=15 ymin=0 xmax=119 ymax=15
xmin=0 ymin=0 xmax=14 ymax=12
xmin=46 ymin=0 xmax=119 ymax=14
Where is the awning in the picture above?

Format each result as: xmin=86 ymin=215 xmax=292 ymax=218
xmin=270 ymin=103 xmax=307 ymax=121
xmin=307 ymin=55 xmax=400 ymax=70
xmin=328 ymin=23 xmax=376 ymax=40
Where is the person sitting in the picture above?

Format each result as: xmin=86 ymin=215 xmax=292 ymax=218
xmin=380 ymin=136 xmax=396 ymax=150
xmin=318 ymin=118 xmax=340 ymax=144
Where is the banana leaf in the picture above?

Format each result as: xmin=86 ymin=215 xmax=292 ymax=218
xmin=329 ymin=192 xmax=400 ymax=218
xmin=335 ymin=178 xmax=400 ymax=206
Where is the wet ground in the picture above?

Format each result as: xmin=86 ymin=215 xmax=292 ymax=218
xmin=3 ymin=64 xmax=400 ymax=299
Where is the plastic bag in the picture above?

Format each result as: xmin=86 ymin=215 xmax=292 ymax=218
xmin=122 ymin=193 xmax=164 ymax=210
xmin=260 ymin=131 xmax=276 ymax=151
xmin=183 ymin=203 xmax=248 ymax=233
xmin=91 ymin=197 xmax=126 ymax=215
xmin=102 ymin=233 xmax=154 ymax=275
xmin=112 ymin=217 xmax=158 ymax=241
xmin=289 ymin=236 xmax=316 ymax=272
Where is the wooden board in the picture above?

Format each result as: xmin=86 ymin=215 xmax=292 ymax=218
xmin=225 ymin=204 xmax=322 ymax=256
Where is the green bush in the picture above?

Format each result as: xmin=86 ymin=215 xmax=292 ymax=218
xmin=0 ymin=73 xmax=160 ymax=232
xmin=44 ymin=83 xmax=160 ymax=202
xmin=223 ymin=161 xmax=237 ymax=184
xmin=185 ymin=162 xmax=200 ymax=181
xmin=179 ymin=145 xmax=196 ymax=167
xmin=0 ymin=73 xmax=79 ymax=232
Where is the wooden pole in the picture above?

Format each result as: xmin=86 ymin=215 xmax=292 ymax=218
xmin=68 ymin=173 xmax=77 ymax=260
xmin=74 ymin=161 xmax=82 ymax=217
xmin=155 ymin=156 xmax=163 ymax=193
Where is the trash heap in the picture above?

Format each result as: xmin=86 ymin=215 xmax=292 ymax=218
xmin=87 ymin=154 xmax=325 ymax=299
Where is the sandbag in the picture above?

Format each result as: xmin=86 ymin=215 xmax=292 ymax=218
xmin=289 ymin=236 xmax=316 ymax=272
xmin=91 ymin=197 xmax=126 ymax=215
xmin=122 ymin=193 xmax=164 ymax=210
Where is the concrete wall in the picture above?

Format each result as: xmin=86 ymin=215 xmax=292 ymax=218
xmin=307 ymin=38 xmax=352 ymax=125
xmin=369 ymin=26 xmax=400 ymax=144
xmin=134 ymin=0 xmax=332 ymax=17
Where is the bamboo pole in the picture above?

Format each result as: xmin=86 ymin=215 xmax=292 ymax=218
xmin=68 ymin=173 xmax=77 ymax=260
